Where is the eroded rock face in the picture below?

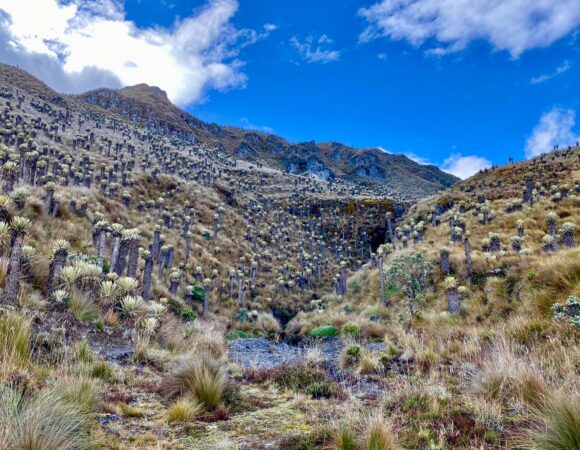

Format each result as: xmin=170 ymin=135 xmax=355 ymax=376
xmin=349 ymin=164 xmax=386 ymax=179
xmin=330 ymin=143 xmax=346 ymax=161
xmin=306 ymin=157 xmax=333 ymax=181
xmin=236 ymin=142 xmax=256 ymax=159
xmin=265 ymin=135 xmax=286 ymax=154
xmin=284 ymin=156 xmax=334 ymax=180
xmin=349 ymin=154 xmax=380 ymax=166
xmin=243 ymin=132 xmax=264 ymax=147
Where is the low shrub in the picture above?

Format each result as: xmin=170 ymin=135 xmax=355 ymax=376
xmin=225 ymin=329 xmax=249 ymax=340
xmin=269 ymin=364 xmax=338 ymax=399
xmin=308 ymin=325 xmax=338 ymax=338
xmin=190 ymin=285 xmax=205 ymax=303
xmin=181 ymin=307 xmax=198 ymax=321
xmin=342 ymin=323 xmax=361 ymax=337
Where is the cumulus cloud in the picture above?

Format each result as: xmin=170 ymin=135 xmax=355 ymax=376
xmin=290 ymin=34 xmax=340 ymax=64
xmin=358 ymin=0 xmax=580 ymax=58
xmin=441 ymin=153 xmax=491 ymax=179
xmin=530 ymin=60 xmax=571 ymax=84
xmin=525 ymin=107 xmax=579 ymax=158
xmin=0 ymin=0 xmax=272 ymax=105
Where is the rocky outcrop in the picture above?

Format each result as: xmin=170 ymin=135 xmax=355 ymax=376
xmin=349 ymin=164 xmax=386 ymax=180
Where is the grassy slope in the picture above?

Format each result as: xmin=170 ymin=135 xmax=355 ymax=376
xmin=0 ymin=62 xmax=578 ymax=449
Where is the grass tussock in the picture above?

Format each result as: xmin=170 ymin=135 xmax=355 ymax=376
xmin=470 ymin=338 xmax=547 ymax=407
xmin=161 ymin=353 xmax=225 ymax=410
xmin=0 ymin=311 xmax=31 ymax=376
xmin=166 ymin=398 xmax=203 ymax=423
xmin=51 ymin=375 xmax=100 ymax=414
xmin=365 ymin=413 xmax=400 ymax=450
xmin=0 ymin=384 xmax=94 ymax=450
xmin=68 ymin=290 xmax=99 ymax=322
xmin=518 ymin=392 xmax=580 ymax=450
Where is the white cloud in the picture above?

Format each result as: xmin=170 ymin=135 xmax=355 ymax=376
xmin=0 ymin=0 xmax=272 ymax=105
xmin=358 ymin=0 xmax=580 ymax=58
xmin=290 ymin=34 xmax=340 ymax=64
xmin=525 ymin=107 xmax=579 ymax=158
xmin=441 ymin=153 xmax=491 ymax=179
xmin=404 ymin=152 xmax=431 ymax=165
xmin=530 ymin=60 xmax=571 ymax=84
xmin=240 ymin=117 xmax=273 ymax=134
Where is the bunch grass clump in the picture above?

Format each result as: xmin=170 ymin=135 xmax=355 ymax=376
xmin=519 ymin=392 xmax=580 ymax=450
xmin=0 ymin=384 xmax=94 ymax=449
xmin=162 ymin=352 xmax=225 ymax=410
xmin=0 ymin=311 xmax=31 ymax=376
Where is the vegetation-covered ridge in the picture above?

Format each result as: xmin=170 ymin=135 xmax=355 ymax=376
xmin=1 ymin=62 xmax=458 ymax=201
xmin=0 ymin=62 xmax=578 ymax=449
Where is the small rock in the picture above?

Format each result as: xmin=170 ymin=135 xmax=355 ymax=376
xmin=399 ymin=351 xmax=415 ymax=363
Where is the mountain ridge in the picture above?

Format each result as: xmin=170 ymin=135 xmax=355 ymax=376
xmin=0 ymin=63 xmax=458 ymax=200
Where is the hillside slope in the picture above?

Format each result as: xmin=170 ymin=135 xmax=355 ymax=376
xmin=0 ymin=61 xmax=577 ymax=450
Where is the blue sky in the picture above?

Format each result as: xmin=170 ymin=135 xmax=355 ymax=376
xmin=1 ymin=0 xmax=580 ymax=178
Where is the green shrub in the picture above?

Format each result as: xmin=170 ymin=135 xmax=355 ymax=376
xmin=342 ymin=323 xmax=361 ymax=337
xmin=308 ymin=325 xmax=338 ymax=337
xmin=102 ymin=257 xmax=110 ymax=274
xmin=384 ymin=252 xmax=433 ymax=326
xmin=181 ymin=307 xmax=198 ymax=321
xmin=225 ymin=330 xmax=249 ymax=340
xmin=190 ymin=285 xmax=205 ymax=303
xmin=271 ymin=364 xmax=336 ymax=399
